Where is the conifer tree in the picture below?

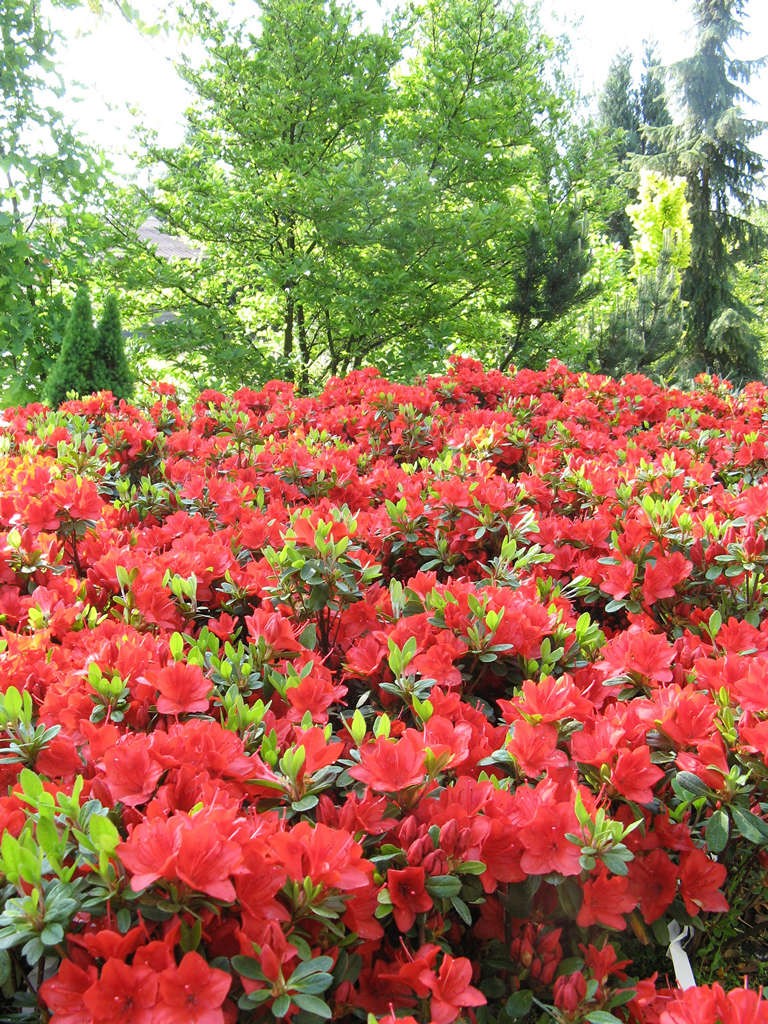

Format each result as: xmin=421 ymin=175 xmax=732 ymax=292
xmin=45 ymin=286 xmax=100 ymax=407
xmin=596 ymin=244 xmax=686 ymax=379
xmin=503 ymin=209 xmax=594 ymax=369
xmin=96 ymin=294 xmax=134 ymax=400
xmin=653 ymin=0 xmax=766 ymax=381
xmin=637 ymin=44 xmax=672 ymax=154
xmin=597 ymin=46 xmax=671 ymax=247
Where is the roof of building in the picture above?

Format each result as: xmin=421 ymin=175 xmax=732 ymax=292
xmin=138 ymin=217 xmax=203 ymax=260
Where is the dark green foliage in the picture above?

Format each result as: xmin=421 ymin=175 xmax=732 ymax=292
xmin=599 ymin=50 xmax=641 ymax=161
xmin=96 ymin=294 xmax=134 ymax=400
xmin=502 ymin=209 xmax=595 ymax=370
xmin=595 ymin=244 xmax=685 ymax=380
xmin=45 ymin=287 xmax=100 ymax=407
xmin=651 ymin=0 xmax=766 ymax=380
xmin=597 ymin=46 xmax=671 ymax=247
xmin=45 ymin=289 xmax=135 ymax=406
xmin=637 ymin=44 xmax=672 ymax=154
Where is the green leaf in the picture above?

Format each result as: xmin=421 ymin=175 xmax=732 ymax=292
xmin=705 ymin=808 xmax=729 ymax=852
xmin=231 ymin=955 xmax=266 ymax=981
xmin=674 ymin=771 xmax=710 ymax=798
xmin=4 ymin=687 xmax=23 ymax=721
xmin=291 ymin=794 xmax=319 ymax=813
xmin=455 ymin=860 xmax=486 ymax=875
xmin=731 ymin=805 xmax=768 ymax=844
xmin=40 ymin=923 xmax=65 ymax=947
xmin=586 ymin=1012 xmax=625 ymax=1024
xmin=291 ymin=993 xmax=332 ymax=1018
xmin=287 ymin=956 xmax=335 ymax=985
xmin=169 ymin=631 xmax=185 ymax=661
xmin=450 ymin=894 xmax=472 ymax=925
xmin=19 ymin=768 xmax=44 ymax=802
xmin=272 ymin=993 xmax=291 ymax=1018
xmin=425 ymin=874 xmax=461 ymax=898
xmin=0 ymin=949 xmax=11 ymax=987
xmin=89 ymin=814 xmax=120 ymax=854
xmin=600 ymin=849 xmax=632 ymax=876
xmin=504 ymin=989 xmax=534 ymax=1018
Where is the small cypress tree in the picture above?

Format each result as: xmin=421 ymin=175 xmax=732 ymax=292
xmin=96 ymin=293 xmax=133 ymax=400
xmin=44 ymin=285 xmax=100 ymax=407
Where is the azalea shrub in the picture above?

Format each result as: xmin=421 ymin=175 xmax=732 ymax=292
xmin=0 ymin=358 xmax=767 ymax=1023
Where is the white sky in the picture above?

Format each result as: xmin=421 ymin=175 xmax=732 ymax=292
xmin=51 ymin=0 xmax=768 ymax=169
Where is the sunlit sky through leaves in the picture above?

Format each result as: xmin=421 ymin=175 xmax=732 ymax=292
xmin=52 ymin=0 xmax=768 ymax=171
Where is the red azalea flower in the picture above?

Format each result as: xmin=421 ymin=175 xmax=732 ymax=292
xmin=40 ymin=958 xmax=98 ymax=1024
xmin=627 ymin=849 xmax=678 ymax=923
xmin=577 ymin=865 xmax=636 ymax=930
xmin=155 ymin=951 xmax=231 ymax=1024
xmin=175 ymin=818 xmax=242 ymax=902
xmin=71 ymin=922 xmax=149 ymax=962
xmin=82 ymin=959 xmax=158 ymax=1024
xmin=642 ymin=550 xmax=693 ymax=605
xmin=266 ymin=820 xmax=371 ymax=892
xmin=675 ymin=737 xmax=730 ymax=791
xmin=657 ymin=984 xmax=722 ymax=1024
xmin=119 ymin=816 xmax=180 ymax=891
xmin=249 ymin=921 xmax=299 ymax=989
xmin=739 ymin=715 xmax=768 ymax=766
xmin=678 ymin=848 xmax=728 ymax=916
xmin=519 ymin=802 xmax=582 ymax=877
xmin=284 ymin=669 xmax=347 ymax=722
xmin=571 ymin=715 xmax=627 ymax=768
xmin=285 ymin=725 xmax=344 ymax=777
xmin=505 ymin=719 xmax=569 ymax=778
xmin=553 ymin=971 xmax=587 ymax=1014
xmin=244 ymin=606 xmax=305 ymax=656
xmin=598 ymin=557 xmax=637 ymax=600
xmin=150 ymin=661 xmax=212 ymax=715
xmin=498 ymin=673 xmax=593 ymax=725
xmin=387 ymin=865 xmax=433 ymax=931
xmin=600 ymin=626 xmax=675 ymax=684
xmin=581 ymin=941 xmax=631 ymax=989
xmin=610 ymin=745 xmax=664 ymax=804
xmin=418 ymin=954 xmax=486 ymax=1024
xmin=348 ymin=731 xmax=427 ymax=794
xmin=100 ymin=733 xmax=164 ymax=807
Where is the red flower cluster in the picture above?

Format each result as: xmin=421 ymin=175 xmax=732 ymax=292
xmin=0 ymin=360 xmax=766 ymax=1022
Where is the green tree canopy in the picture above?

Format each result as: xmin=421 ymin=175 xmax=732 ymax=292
xmin=109 ymin=0 xmax=593 ymax=391
xmin=627 ymin=171 xmax=692 ymax=278
xmin=0 ymin=0 xmax=107 ymax=406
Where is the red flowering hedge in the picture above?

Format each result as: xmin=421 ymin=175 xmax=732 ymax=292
xmin=1 ymin=358 xmax=767 ymax=1024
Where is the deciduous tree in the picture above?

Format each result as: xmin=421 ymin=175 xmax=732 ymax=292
xmin=0 ymin=0 xmax=106 ymax=406
xmin=120 ymin=0 xmax=590 ymax=390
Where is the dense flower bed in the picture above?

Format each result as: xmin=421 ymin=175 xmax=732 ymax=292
xmin=1 ymin=358 xmax=767 ymax=1023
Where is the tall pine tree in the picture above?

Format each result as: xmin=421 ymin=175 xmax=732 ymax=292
xmin=598 ymin=46 xmax=671 ymax=246
xmin=653 ymin=0 xmax=766 ymax=381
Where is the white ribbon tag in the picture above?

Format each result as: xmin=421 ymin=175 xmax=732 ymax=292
xmin=667 ymin=919 xmax=696 ymax=990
